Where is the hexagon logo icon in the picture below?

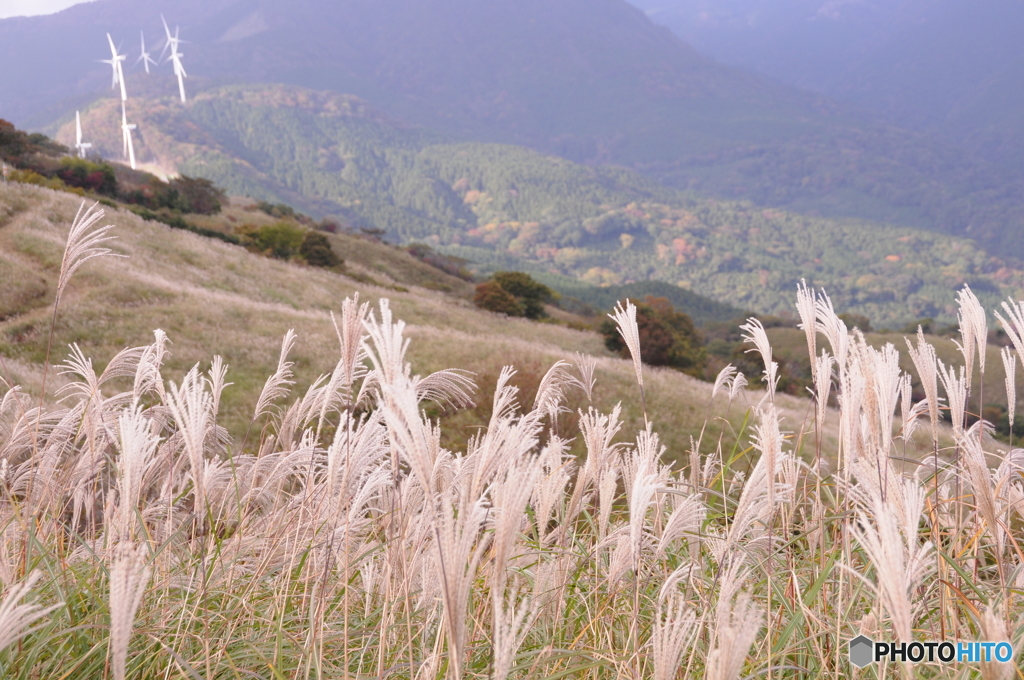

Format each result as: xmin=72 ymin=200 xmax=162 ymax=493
xmin=849 ymin=635 xmax=875 ymax=668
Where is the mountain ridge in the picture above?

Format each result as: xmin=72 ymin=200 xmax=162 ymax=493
xmin=8 ymin=0 xmax=1024 ymax=254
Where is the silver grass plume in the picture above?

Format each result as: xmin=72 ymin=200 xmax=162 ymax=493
xmin=164 ymin=365 xmax=213 ymax=513
xmin=814 ymin=291 xmax=849 ymax=371
xmin=657 ymin=492 xmax=705 ymax=558
xmin=107 ymin=543 xmax=151 ymax=680
xmin=995 ymin=298 xmax=1024 ymax=388
xmin=491 ymin=583 xmax=536 ymax=680
xmin=955 ymin=284 xmax=988 ymax=389
xmin=567 ymin=404 xmax=625 ymax=525
xmin=1002 ymin=346 xmax=1017 ymax=432
xmin=489 ymin=456 xmax=542 ymax=586
xmin=331 ymin=293 xmax=371 ymax=394
xmin=960 ymin=432 xmax=1004 ymax=553
xmin=706 ymin=564 xmax=763 ymax=680
xmin=712 ymin=364 xmax=737 ymax=401
xmin=110 ymin=405 xmax=161 ymax=542
xmin=849 ymin=488 xmax=933 ymax=645
xmin=740 ymin=317 xmax=779 ymax=400
xmin=651 ymin=590 xmax=696 ymax=680
xmin=795 ymin=279 xmax=818 ymax=381
xmin=861 ymin=340 xmax=902 ymax=459
xmin=207 ymin=356 xmax=230 ymax=423
xmin=56 ymin=202 xmax=121 ymax=306
xmin=937 ymin=360 xmax=968 ymax=437
xmin=626 ymin=436 xmax=663 ymax=570
xmin=813 ymin=350 xmax=834 ymax=434
xmin=434 ymin=493 xmax=491 ymax=680
xmin=574 ymin=352 xmax=597 ymax=402
xmin=899 ymin=373 xmax=912 ymax=440
xmin=532 ymin=360 xmax=576 ymax=423
xmin=132 ymin=330 xmax=169 ymax=404
xmin=753 ymin=403 xmax=783 ymax=511
xmin=980 ymin=605 xmax=1014 ymax=680
xmin=0 ymin=571 xmax=61 ymax=653
xmin=598 ymin=462 xmax=619 ymax=540
xmin=532 ymin=437 xmax=571 ymax=545
xmin=609 ymin=300 xmax=646 ymax=419
xmin=252 ymin=329 xmax=297 ymax=422
xmin=906 ymin=330 xmax=940 ymax=443
xmin=727 ymin=371 xmax=747 ymax=404
xmin=901 ymin=383 xmax=931 ymax=444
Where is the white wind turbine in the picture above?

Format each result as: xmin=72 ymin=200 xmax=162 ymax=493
xmin=102 ymin=33 xmax=128 ymax=101
xmin=120 ymin=101 xmax=137 ymax=170
xmin=74 ymin=111 xmax=92 ymax=159
xmin=161 ymin=15 xmax=188 ymax=103
xmin=136 ymin=31 xmax=157 ymax=74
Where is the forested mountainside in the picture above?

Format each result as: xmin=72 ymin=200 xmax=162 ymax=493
xmin=61 ymin=85 xmax=1024 ymax=326
xmin=5 ymin=0 xmax=1024 ymax=252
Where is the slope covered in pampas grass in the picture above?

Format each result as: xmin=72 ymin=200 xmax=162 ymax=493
xmin=2 ymin=182 xmax=1022 ymax=678
xmin=1 ymin=181 xmax=798 ymax=454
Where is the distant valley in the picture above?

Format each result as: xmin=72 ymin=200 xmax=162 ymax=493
xmin=58 ymin=84 xmax=1024 ymax=326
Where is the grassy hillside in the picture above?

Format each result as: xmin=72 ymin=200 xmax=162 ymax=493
xmin=0 ymin=180 xmax=836 ymax=458
xmin=60 ymin=86 xmax=1024 ymax=327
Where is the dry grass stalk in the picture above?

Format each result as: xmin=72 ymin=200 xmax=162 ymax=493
xmin=107 ymin=543 xmax=151 ymax=680
xmin=609 ymin=300 xmax=647 ymax=422
xmin=1002 ymin=346 xmax=1016 ymax=433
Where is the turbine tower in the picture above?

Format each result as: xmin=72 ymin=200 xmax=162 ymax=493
xmin=120 ymin=101 xmax=137 ymax=170
xmin=161 ymin=15 xmax=188 ymax=103
xmin=102 ymin=33 xmax=128 ymax=101
xmin=136 ymin=31 xmax=157 ymax=74
xmin=74 ymin=111 xmax=92 ymax=159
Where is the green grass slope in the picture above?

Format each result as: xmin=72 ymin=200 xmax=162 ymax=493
xmin=61 ymin=86 xmax=1024 ymax=327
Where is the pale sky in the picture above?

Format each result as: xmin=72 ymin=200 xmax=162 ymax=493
xmin=0 ymin=0 xmax=97 ymax=19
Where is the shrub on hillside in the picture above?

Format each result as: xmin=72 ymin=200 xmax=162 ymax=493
xmin=238 ymin=222 xmax=307 ymax=259
xmin=163 ymin=176 xmax=225 ymax=215
xmin=473 ymin=279 xmax=524 ymax=316
xmin=601 ymin=296 xmax=706 ymax=376
xmin=491 ymin=271 xmax=556 ymax=319
xmin=300 ymin=231 xmax=341 ymax=268
xmin=56 ymin=158 xmax=118 ymax=196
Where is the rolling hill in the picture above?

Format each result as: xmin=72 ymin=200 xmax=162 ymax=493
xmin=57 ymin=84 xmax=1024 ymax=327
xmin=5 ymin=0 xmax=1024 ymax=254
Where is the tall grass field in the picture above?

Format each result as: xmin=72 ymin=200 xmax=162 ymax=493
xmin=0 ymin=201 xmax=1022 ymax=679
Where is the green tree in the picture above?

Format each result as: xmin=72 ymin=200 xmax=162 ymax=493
xmin=300 ymin=231 xmax=341 ymax=267
xmin=601 ymin=296 xmax=706 ymax=376
xmin=165 ymin=176 xmax=226 ymax=214
xmin=252 ymin=222 xmax=306 ymax=259
xmin=492 ymin=271 xmax=556 ymax=319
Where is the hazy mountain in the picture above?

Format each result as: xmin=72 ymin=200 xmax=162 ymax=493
xmin=7 ymin=0 xmax=1024 ymax=251
xmin=59 ymin=84 xmax=1024 ymax=325
xmin=633 ymin=0 xmax=1024 ymax=172
xmin=0 ymin=0 xmax=818 ymax=157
